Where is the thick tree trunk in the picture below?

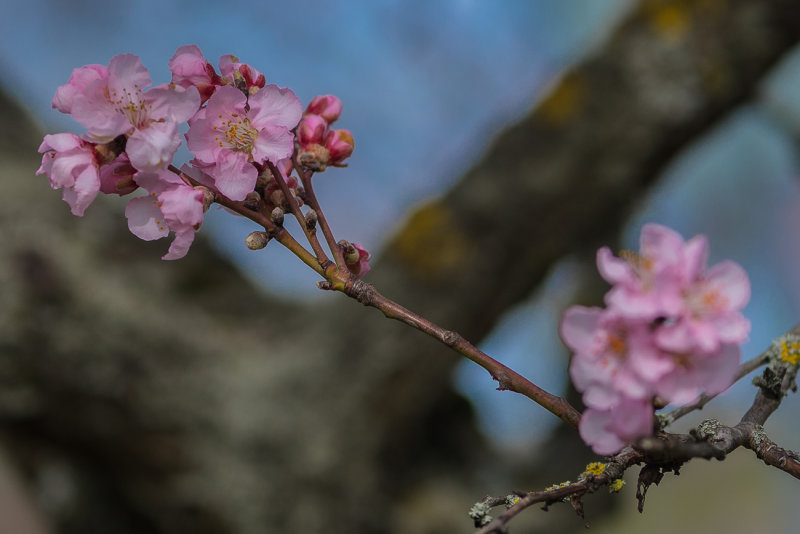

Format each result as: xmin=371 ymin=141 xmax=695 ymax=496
xmin=1 ymin=1 xmax=799 ymax=533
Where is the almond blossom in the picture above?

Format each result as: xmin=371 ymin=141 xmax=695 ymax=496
xmin=62 ymin=53 xmax=200 ymax=172
xmin=185 ymin=84 xmax=302 ymax=201
xmin=168 ymin=45 xmax=221 ymax=103
xmin=36 ymin=133 xmax=101 ymax=216
xmin=561 ymin=223 xmax=751 ymax=455
xmin=125 ymin=170 xmax=205 ymax=260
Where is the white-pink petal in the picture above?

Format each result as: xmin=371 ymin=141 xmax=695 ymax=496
xmin=125 ymin=195 xmax=169 ymax=241
xmin=147 ymin=84 xmax=201 ymax=123
xmin=249 ymin=84 xmax=302 ymax=129
xmin=126 ymin=122 xmax=182 ymax=171
xmin=559 ymin=306 xmax=602 ymax=354
xmin=704 ymin=260 xmax=751 ymax=311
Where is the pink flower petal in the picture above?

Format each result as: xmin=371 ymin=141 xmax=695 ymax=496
xmin=249 ymin=84 xmax=302 ymax=129
xmin=127 ymin=122 xmax=182 ymax=171
xmin=560 ymin=306 xmax=602 ymax=354
xmin=579 ymin=409 xmax=627 ymax=456
xmin=125 ymin=195 xmax=169 ymax=241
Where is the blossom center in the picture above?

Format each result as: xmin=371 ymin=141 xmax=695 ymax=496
xmin=214 ymin=113 xmax=258 ymax=153
xmin=109 ymin=84 xmax=150 ymax=128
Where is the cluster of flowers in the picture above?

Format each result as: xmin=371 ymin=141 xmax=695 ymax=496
xmin=36 ymin=45 xmax=358 ymax=264
xmin=559 ymin=224 xmax=751 ymax=455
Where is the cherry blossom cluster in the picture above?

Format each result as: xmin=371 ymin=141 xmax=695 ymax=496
xmin=36 ymin=45 xmax=360 ymax=265
xmin=559 ymin=224 xmax=751 ymax=455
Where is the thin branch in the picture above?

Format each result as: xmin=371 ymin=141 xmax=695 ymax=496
xmin=327 ymin=277 xmax=581 ymax=429
xmin=294 ymin=157 xmax=346 ymax=267
xmin=474 ymin=447 xmax=643 ymax=534
xmin=168 ymin=165 xmax=325 ymax=277
xmin=266 ymin=161 xmax=331 ymax=266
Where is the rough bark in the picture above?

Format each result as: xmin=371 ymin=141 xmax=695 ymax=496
xmin=2 ymin=0 xmax=800 ymax=533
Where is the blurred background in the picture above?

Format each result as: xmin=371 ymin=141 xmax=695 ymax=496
xmin=2 ymin=0 xmax=800 ymax=532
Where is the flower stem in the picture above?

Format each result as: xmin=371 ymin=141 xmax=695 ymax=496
xmin=266 ymin=161 xmax=331 ymax=267
xmin=294 ymin=157 xmax=346 ymax=267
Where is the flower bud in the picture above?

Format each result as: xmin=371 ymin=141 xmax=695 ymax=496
xmin=325 ymin=129 xmax=354 ymax=166
xmin=99 ymin=153 xmax=138 ymax=196
xmin=271 ymin=206 xmax=285 ymax=225
xmin=244 ymin=191 xmax=261 ymax=210
xmin=304 ymin=95 xmax=343 ymax=124
xmin=305 ymin=209 xmax=318 ymax=230
xmin=297 ymin=115 xmax=327 ymax=147
xmin=341 ymin=240 xmax=371 ymax=277
xmin=245 ymin=231 xmax=270 ymax=250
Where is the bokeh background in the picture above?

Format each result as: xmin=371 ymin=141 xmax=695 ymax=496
xmin=2 ymin=0 xmax=800 ymax=532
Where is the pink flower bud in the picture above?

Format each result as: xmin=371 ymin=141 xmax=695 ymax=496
xmin=304 ymin=95 xmax=343 ymax=124
xmin=325 ymin=129 xmax=354 ymax=166
xmin=169 ymin=45 xmax=220 ymax=104
xmin=99 ymin=153 xmax=138 ymax=196
xmin=297 ymin=115 xmax=327 ymax=147
xmin=219 ymin=54 xmax=266 ymax=92
xmin=343 ymin=242 xmax=371 ymax=277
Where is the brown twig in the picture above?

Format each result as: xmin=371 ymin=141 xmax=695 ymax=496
xmin=294 ymin=158 xmax=347 ymax=267
xmin=329 ymin=277 xmax=581 ymax=429
xmin=265 ymin=161 xmax=331 ymax=266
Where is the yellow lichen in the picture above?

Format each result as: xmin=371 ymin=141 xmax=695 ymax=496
xmin=386 ymin=201 xmax=471 ymax=281
xmin=536 ymin=72 xmax=585 ymax=125
xmin=779 ymin=339 xmax=800 ymax=365
xmin=581 ymin=461 xmax=607 ymax=478
xmin=609 ymin=479 xmax=625 ymax=493
xmin=543 ymin=480 xmax=572 ymax=492
xmin=642 ymin=0 xmax=692 ymax=41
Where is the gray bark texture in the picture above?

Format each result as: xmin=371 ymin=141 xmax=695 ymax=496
xmin=2 ymin=0 xmax=800 ymax=533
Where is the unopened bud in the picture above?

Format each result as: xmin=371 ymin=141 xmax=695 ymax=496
xmin=245 ymin=231 xmax=270 ymax=250
xmin=298 ymin=115 xmax=327 ymax=146
xmin=341 ymin=241 xmax=371 ymax=277
xmin=271 ymin=207 xmax=285 ymax=225
xmin=304 ymin=95 xmax=343 ymax=124
xmin=244 ymin=191 xmax=261 ymax=210
xmin=195 ymin=186 xmax=215 ymax=212
xmin=325 ymin=129 xmax=354 ymax=166
xmin=305 ymin=209 xmax=318 ymax=230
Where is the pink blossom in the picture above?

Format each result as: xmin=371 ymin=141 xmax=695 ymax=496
xmin=99 ymin=153 xmax=138 ymax=196
xmin=654 ymin=260 xmax=751 ymax=354
xmin=168 ymin=45 xmax=220 ymax=103
xmin=219 ymin=54 xmax=266 ymax=93
xmin=52 ymin=64 xmax=108 ymax=114
xmin=125 ymin=170 xmax=204 ymax=260
xmin=562 ymin=307 xmax=661 ymax=407
xmin=36 ymin=133 xmax=101 ymax=216
xmin=597 ymin=224 xmax=686 ymax=320
xmin=653 ymin=343 xmax=741 ymax=405
xmin=561 ymin=223 xmax=751 ymax=454
xmin=325 ymin=129 xmax=354 ymax=166
xmin=579 ymin=399 xmax=654 ymax=456
xmin=298 ymin=114 xmax=327 ymax=147
xmin=185 ymin=84 xmax=301 ymax=201
xmin=345 ymin=243 xmax=371 ymax=277
xmin=304 ymin=95 xmax=343 ymax=123
xmin=68 ymin=53 xmax=200 ymax=172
